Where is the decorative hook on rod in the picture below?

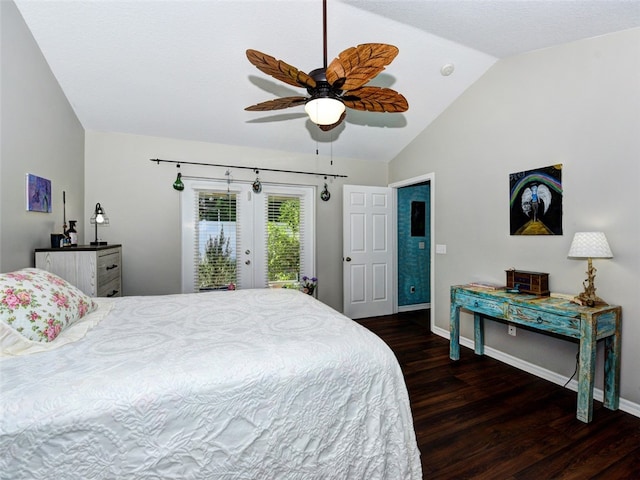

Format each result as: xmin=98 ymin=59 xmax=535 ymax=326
xmin=172 ymin=163 xmax=184 ymax=191
xmin=252 ymin=169 xmax=262 ymax=194
xmin=321 ymin=176 xmax=331 ymax=202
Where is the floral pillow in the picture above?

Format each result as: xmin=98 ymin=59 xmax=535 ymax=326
xmin=0 ymin=268 xmax=97 ymax=343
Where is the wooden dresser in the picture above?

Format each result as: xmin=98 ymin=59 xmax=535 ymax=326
xmin=35 ymin=245 xmax=122 ymax=297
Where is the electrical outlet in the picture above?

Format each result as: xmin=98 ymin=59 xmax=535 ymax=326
xmin=508 ymin=324 xmax=517 ymax=336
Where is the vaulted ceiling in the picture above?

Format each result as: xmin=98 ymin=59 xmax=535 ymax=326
xmin=15 ymin=0 xmax=640 ymax=163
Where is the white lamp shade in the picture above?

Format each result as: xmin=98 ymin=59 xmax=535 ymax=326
xmin=304 ymin=97 xmax=345 ymax=125
xmin=567 ymin=232 xmax=613 ymax=259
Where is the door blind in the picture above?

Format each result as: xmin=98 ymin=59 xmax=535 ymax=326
xmin=195 ymin=190 xmax=240 ymax=291
xmin=265 ymin=194 xmax=305 ymax=286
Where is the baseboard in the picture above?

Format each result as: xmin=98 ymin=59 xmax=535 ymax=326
xmin=398 ymin=303 xmax=430 ymax=313
xmin=432 ymin=325 xmax=640 ymax=419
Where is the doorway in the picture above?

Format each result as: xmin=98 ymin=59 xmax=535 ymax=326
xmin=390 ymin=173 xmax=435 ymax=329
xmin=396 ymin=181 xmax=431 ymax=311
xmin=180 ymin=179 xmax=315 ymax=292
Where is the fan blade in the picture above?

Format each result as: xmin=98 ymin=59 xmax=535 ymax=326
xmin=317 ymin=111 xmax=347 ymax=131
xmin=246 ymin=49 xmax=316 ymax=89
xmin=326 ymin=44 xmax=399 ymax=91
xmin=342 ymin=86 xmax=408 ymax=113
xmin=245 ymin=96 xmax=307 ymax=111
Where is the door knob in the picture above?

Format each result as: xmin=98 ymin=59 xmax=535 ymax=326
xmin=345 ymin=257 xmax=351 ymax=262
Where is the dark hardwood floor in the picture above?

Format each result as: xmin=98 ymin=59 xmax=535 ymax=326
xmin=356 ymin=311 xmax=640 ymax=480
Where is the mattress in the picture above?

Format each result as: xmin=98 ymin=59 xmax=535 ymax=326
xmin=0 ymin=288 xmax=421 ymax=479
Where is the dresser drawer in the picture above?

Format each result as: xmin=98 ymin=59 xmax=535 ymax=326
xmin=455 ymin=292 xmax=507 ymax=319
xmin=97 ymin=250 xmax=121 ymax=284
xmin=508 ymin=304 xmax=580 ymax=337
xmin=98 ymin=276 xmax=122 ymax=297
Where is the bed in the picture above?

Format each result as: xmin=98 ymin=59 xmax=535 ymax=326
xmin=0 ymin=268 xmax=421 ymax=479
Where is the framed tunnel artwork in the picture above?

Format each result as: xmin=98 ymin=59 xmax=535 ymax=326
xmin=509 ymin=164 xmax=563 ymax=235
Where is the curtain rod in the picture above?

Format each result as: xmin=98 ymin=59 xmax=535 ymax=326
xmin=150 ymin=158 xmax=348 ymax=179
xmin=181 ymin=174 xmax=320 ymax=188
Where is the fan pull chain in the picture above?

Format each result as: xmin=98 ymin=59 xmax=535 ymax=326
xmin=322 ymin=0 xmax=328 ymax=68
xmin=330 ymin=129 xmax=334 ymax=166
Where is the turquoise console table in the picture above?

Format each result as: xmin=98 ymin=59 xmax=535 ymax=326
xmin=450 ymin=285 xmax=621 ymax=423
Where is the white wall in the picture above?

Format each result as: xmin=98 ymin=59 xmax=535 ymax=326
xmin=0 ymin=1 xmax=84 ymax=272
xmin=84 ymin=131 xmax=388 ymax=311
xmin=390 ymin=28 xmax=640 ymax=408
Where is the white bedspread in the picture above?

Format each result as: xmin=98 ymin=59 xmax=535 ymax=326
xmin=0 ymin=288 xmax=421 ymax=479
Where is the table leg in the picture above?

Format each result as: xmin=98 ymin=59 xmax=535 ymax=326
xmin=450 ymin=303 xmax=460 ymax=360
xmin=474 ymin=313 xmax=484 ymax=355
xmin=603 ymin=332 xmax=621 ymax=411
xmin=577 ymin=317 xmax=597 ymax=423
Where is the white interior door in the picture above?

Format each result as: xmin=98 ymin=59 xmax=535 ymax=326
xmin=343 ymin=185 xmax=394 ymax=319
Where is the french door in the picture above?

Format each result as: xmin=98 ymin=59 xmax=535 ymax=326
xmin=181 ymin=179 xmax=315 ymax=293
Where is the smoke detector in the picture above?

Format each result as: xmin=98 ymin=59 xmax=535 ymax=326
xmin=440 ymin=63 xmax=455 ymax=76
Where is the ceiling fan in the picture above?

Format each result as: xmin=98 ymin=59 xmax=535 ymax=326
xmin=244 ymin=0 xmax=408 ymax=131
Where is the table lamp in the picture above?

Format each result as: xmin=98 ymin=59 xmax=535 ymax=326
xmin=90 ymin=202 xmax=109 ymax=246
xmin=567 ymin=232 xmax=613 ymax=306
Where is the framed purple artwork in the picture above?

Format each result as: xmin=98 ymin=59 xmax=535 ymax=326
xmin=26 ymin=174 xmax=52 ymax=213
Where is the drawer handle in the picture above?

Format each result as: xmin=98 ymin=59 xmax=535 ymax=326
xmin=106 ymin=264 xmax=118 ymax=270
xmin=106 ymin=290 xmax=119 ymax=297
xmin=537 ymin=316 xmax=543 ymax=324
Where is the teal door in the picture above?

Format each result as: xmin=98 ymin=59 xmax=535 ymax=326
xmin=397 ymin=182 xmax=430 ymax=307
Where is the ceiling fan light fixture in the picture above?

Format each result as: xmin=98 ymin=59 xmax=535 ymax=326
xmin=305 ymin=96 xmax=346 ymax=125
xmin=245 ymin=1 xmax=407 ymax=130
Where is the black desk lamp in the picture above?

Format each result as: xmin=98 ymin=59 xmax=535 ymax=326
xmin=90 ymin=202 xmax=109 ymax=246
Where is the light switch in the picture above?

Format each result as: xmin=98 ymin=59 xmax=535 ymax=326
xmin=436 ymin=244 xmax=447 ymax=254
